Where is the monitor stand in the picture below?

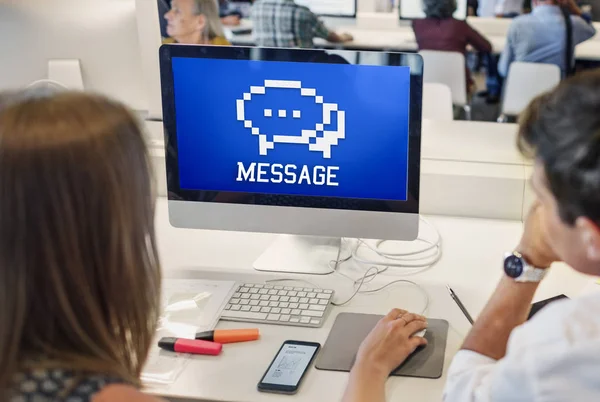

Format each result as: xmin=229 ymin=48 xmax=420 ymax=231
xmin=253 ymin=235 xmax=342 ymax=275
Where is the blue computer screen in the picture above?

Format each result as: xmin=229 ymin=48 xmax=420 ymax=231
xmin=172 ymin=57 xmax=411 ymax=201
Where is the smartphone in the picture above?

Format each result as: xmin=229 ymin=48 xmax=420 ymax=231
xmin=528 ymin=294 xmax=568 ymax=320
xmin=257 ymin=340 xmax=321 ymax=395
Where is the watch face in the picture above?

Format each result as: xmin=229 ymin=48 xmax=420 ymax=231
xmin=504 ymin=255 xmax=524 ymax=278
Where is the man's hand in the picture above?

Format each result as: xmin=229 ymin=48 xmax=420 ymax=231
xmin=354 ymin=309 xmax=427 ymax=377
xmin=517 ymin=202 xmax=561 ymax=268
xmin=221 ymin=15 xmax=241 ymax=26
xmin=338 ymin=32 xmax=353 ymax=42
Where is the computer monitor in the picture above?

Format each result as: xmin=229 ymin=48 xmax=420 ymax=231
xmin=399 ymin=0 xmax=468 ymax=20
xmin=160 ymin=45 xmax=423 ymax=274
xmin=0 ymin=0 xmax=147 ymax=112
xmin=295 ymin=0 xmax=357 ymax=18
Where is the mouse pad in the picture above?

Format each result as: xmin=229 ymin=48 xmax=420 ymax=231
xmin=315 ymin=313 xmax=449 ymax=379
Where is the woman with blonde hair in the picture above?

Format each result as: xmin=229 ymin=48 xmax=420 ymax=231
xmin=0 ymin=90 xmax=163 ymax=401
xmin=164 ymin=0 xmax=231 ymax=45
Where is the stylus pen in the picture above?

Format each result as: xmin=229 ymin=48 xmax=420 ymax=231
xmin=446 ymin=285 xmax=474 ymax=325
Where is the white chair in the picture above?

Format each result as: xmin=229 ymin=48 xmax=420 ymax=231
xmin=498 ymin=62 xmax=561 ymax=122
xmin=419 ymin=50 xmax=471 ymax=120
xmin=422 ymin=83 xmax=454 ymax=121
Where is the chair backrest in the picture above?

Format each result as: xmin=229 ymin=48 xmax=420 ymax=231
xmin=501 ymin=62 xmax=561 ymax=116
xmin=422 ymin=83 xmax=454 ymax=121
xmin=419 ymin=50 xmax=467 ymax=106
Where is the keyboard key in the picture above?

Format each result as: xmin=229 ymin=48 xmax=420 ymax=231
xmin=249 ymin=288 xmax=259 ymax=294
xmin=324 ymin=289 xmax=333 ymax=294
xmin=290 ymin=317 xmax=301 ymax=323
xmin=309 ymin=298 xmax=319 ymax=305
xmin=225 ymin=304 xmax=232 ymax=310
xmin=310 ymin=319 xmax=321 ymax=325
xmin=264 ymin=285 xmax=274 ymax=289
xmin=267 ymin=314 xmax=281 ymax=321
xmin=317 ymin=293 xmax=330 ymax=300
xmin=240 ymin=287 xmax=250 ymax=293
xmin=319 ymin=299 xmax=329 ymax=305
xmin=290 ymin=297 xmax=300 ymax=303
xmin=299 ymin=298 xmax=309 ymax=304
xmin=233 ymin=293 xmax=242 ymax=299
xmin=288 ymin=291 xmax=297 ymax=297
xmin=291 ymin=309 xmax=301 ymax=315
xmin=270 ymin=295 xmax=281 ymax=302
xmin=250 ymin=294 xmax=260 ymax=300
xmin=271 ymin=307 xmax=281 ymax=314
xmin=280 ymin=315 xmax=291 ymax=322
xmin=284 ymin=287 xmax=293 ymax=291
xmin=299 ymin=303 xmax=309 ymax=310
xmin=298 ymin=292 xmax=307 ymax=297
xmin=230 ymin=299 xmax=240 ymax=305
xmin=240 ymin=300 xmax=250 ymax=305
xmin=290 ymin=303 xmax=299 ymax=309
xmin=309 ymin=305 xmax=326 ymax=311
xmin=259 ymin=301 xmax=269 ymax=307
xmin=280 ymin=296 xmax=290 ymax=302
xmin=278 ymin=290 xmax=288 ymax=296
xmin=249 ymin=300 xmax=259 ymax=306
xmin=251 ymin=306 xmax=261 ymax=312
xmin=231 ymin=305 xmax=241 ymax=311
xmin=259 ymin=289 xmax=268 ymax=295
xmin=221 ymin=311 xmax=267 ymax=320
xmin=241 ymin=294 xmax=251 ymax=299
xmin=274 ymin=286 xmax=284 ymax=290
xmin=280 ymin=302 xmax=290 ymax=308
xmin=268 ymin=290 xmax=278 ymax=295
xmin=281 ymin=308 xmax=291 ymax=314
xmin=260 ymin=307 xmax=272 ymax=313
xmin=303 ymin=288 xmax=313 ymax=292
xmin=314 ymin=288 xmax=323 ymax=293
xmin=260 ymin=295 xmax=270 ymax=301
xmin=255 ymin=284 xmax=264 ymax=288
xmin=241 ymin=306 xmax=251 ymax=311
xmin=307 ymin=292 xmax=317 ymax=298
xmin=300 ymin=317 xmax=311 ymax=324
xmin=301 ymin=310 xmax=324 ymax=317
xmin=269 ymin=301 xmax=279 ymax=307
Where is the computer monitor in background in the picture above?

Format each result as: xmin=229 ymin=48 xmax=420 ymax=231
xmin=0 ymin=0 xmax=147 ymax=112
xmin=160 ymin=45 xmax=423 ymax=274
xmin=295 ymin=0 xmax=357 ymax=17
xmin=399 ymin=0 xmax=468 ymax=19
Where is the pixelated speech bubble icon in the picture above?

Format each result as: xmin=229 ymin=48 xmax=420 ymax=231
xmin=236 ymin=80 xmax=345 ymax=159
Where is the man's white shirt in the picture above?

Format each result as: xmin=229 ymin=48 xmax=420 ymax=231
xmin=444 ymin=291 xmax=600 ymax=401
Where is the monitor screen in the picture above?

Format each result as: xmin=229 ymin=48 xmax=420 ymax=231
xmin=159 ymin=46 xmax=423 ymax=239
xmin=295 ymin=0 xmax=356 ymax=17
xmin=399 ymin=0 xmax=468 ymax=20
xmin=170 ymin=57 xmax=411 ymax=202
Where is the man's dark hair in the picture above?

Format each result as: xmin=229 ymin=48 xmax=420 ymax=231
xmin=422 ymin=0 xmax=457 ymax=19
xmin=518 ymin=70 xmax=600 ymax=225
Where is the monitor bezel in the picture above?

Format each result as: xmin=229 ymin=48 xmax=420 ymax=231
xmin=159 ymin=45 xmax=423 ymax=238
xmin=294 ymin=0 xmax=358 ymax=18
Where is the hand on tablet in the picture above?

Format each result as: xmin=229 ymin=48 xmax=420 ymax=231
xmin=354 ymin=309 xmax=428 ymax=378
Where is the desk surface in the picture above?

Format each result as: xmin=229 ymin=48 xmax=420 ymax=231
xmin=230 ymin=18 xmax=600 ymax=61
xmin=152 ymin=198 xmax=592 ymax=402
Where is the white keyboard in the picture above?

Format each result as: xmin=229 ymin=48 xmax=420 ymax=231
xmin=220 ymin=283 xmax=335 ymax=328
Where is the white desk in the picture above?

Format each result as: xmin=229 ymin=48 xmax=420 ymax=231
xmin=231 ymin=22 xmax=600 ymax=61
xmin=152 ymin=198 xmax=592 ymax=402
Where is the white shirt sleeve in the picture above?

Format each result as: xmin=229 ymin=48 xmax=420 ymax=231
xmin=443 ymin=326 xmax=536 ymax=402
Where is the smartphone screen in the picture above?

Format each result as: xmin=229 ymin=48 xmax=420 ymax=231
xmin=258 ymin=341 xmax=320 ymax=394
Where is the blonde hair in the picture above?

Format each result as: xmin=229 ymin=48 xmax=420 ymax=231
xmin=0 ymin=91 xmax=161 ymax=395
xmin=193 ymin=0 xmax=225 ymax=39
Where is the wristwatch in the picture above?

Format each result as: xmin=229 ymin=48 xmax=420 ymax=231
xmin=503 ymin=251 xmax=547 ymax=283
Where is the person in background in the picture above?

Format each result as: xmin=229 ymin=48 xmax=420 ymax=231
xmin=0 ymin=91 xmax=163 ymax=401
xmin=413 ymin=0 xmax=500 ymax=100
xmin=219 ymin=0 xmax=243 ymax=25
xmin=342 ymin=69 xmax=600 ymax=402
xmin=164 ymin=0 xmax=231 ymax=45
xmin=478 ymin=0 xmax=523 ymax=17
xmin=498 ymin=0 xmax=596 ymax=77
xmin=251 ymin=0 xmax=353 ymax=48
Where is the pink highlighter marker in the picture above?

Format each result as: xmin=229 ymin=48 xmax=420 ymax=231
xmin=158 ymin=337 xmax=223 ymax=356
